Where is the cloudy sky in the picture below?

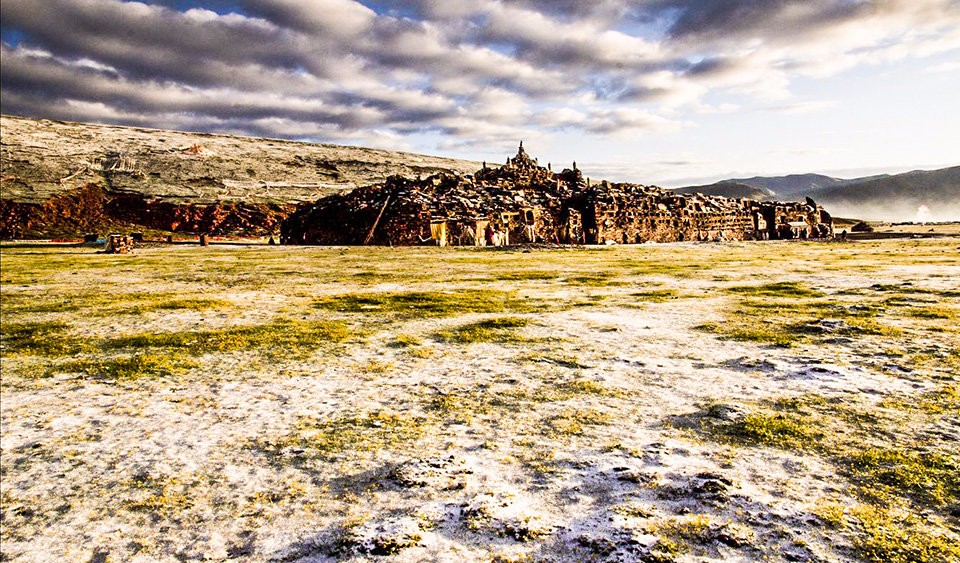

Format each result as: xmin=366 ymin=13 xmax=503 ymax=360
xmin=2 ymin=0 xmax=959 ymax=186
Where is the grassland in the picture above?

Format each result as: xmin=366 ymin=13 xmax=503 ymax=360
xmin=1 ymin=238 xmax=958 ymax=562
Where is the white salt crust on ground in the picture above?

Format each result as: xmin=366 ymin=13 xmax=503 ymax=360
xmin=1 ymin=239 xmax=958 ymax=562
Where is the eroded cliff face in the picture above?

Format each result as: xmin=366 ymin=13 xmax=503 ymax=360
xmin=0 ymin=185 xmax=109 ymax=239
xmin=103 ymin=192 xmax=293 ymax=237
xmin=0 ymin=184 xmax=293 ymax=239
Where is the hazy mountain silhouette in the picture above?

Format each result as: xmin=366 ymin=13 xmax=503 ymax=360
xmin=809 ymin=167 xmax=960 ymax=221
xmin=674 ymin=167 xmax=960 ymax=221
xmin=671 ymin=181 xmax=773 ymax=200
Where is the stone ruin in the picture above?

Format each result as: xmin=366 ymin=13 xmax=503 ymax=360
xmin=104 ymin=233 xmax=134 ymax=254
xmin=281 ymin=143 xmax=833 ymax=246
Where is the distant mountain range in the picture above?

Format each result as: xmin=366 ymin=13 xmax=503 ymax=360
xmin=673 ymin=167 xmax=960 ymax=222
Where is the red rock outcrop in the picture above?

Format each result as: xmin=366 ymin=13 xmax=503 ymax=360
xmin=0 ymin=184 xmax=293 ymax=239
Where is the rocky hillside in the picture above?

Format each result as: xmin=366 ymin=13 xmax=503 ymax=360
xmin=1 ymin=115 xmax=480 ymax=204
xmin=0 ymin=115 xmax=479 ymax=238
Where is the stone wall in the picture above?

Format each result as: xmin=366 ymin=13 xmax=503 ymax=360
xmin=283 ymin=144 xmax=833 ymax=246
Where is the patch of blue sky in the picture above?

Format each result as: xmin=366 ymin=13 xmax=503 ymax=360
xmin=588 ymin=74 xmax=632 ymax=101
xmin=135 ymin=0 xmax=248 ymax=16
xmin=1 ymin=27 xmax=29 ymax=47
xmin=614 ymin=6 xmax=681 ymax=41
xmin=359 ymin=1 xmax=420 ymax=20
xmin=291 ymin=64 xmax=312 ymax=78
xmin=484 ymin=41 xmax=518 ymax=58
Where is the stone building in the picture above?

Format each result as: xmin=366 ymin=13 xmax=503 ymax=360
xmin=281 ymin=144 xmax=833 ymax=246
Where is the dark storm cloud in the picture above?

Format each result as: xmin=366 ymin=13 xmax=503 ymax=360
xmin=687 ymin=57 xmax=736 ymax=77
xmin=655 ymin=0 xmax=960 ymax=46
xmin=402 ymin=0 xmax=629 ymax=23
xmin=0 ymin=0 xmax=316 ymax=87
xmin=662 ymin=0 xmax=808 ymax=39
xmin=0 ymin=45 xmax=382 ymax=127
xmin=1 ymin=0 xmax=957 ymax=147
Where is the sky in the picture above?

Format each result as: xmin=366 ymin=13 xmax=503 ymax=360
xmin=1 ymin=0 xmax=959 ymax=187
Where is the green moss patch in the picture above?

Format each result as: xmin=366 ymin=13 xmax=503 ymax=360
xmin=107 ymin=319 xmax=352 ymax=357
xmin=484 ymin=270 xmax=558 ymax=281
xmin=631 ymin=289 xmax=682 ymax=302
xmin=434 ymin=317 xmax=530 ymax=344
xmin=715 ymin=411 xmax=823 ymax=449
xmin=725 ymin=281 xmax=824 ymax=299
xmin=426 ymin=389 xmax=494 ymax=423
xmin=545 ymin=408 xmax=611 ymax=436
xmin=1 ymin=291 xmax=232 ymax=316
xmin=880 ymin=383 xmax=960 ymax=415
xmin=698 ymin=279 xmax=913 ymax=347
xmin=1 ymin=321 xmax=96 ymax=356
xmin=695 ymin=321 xmax=801 ymax=347
xmin=693 ymin=393 xmax=960 ymax=558
xmin=564 ymin=273 xmax=626 ymax=287
xmin=844 ymin=448 xmax=959 ymax=507
xmin=532 ymin=379 xmax=623 ymax=402
xmin=850 ymin=505 xmax=960 ymax=563
xmin=314 ymin=289 xmax=548 ymax=318
xmin=257 ymin=411 xmax=427 ymax=460
xmin=55 ymin=353 xmax=197 ymax=381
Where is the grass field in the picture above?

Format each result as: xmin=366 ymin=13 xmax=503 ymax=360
xmin=1 ymin=239 xmax=958 ymax=562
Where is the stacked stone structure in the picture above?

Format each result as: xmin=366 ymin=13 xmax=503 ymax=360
xmin=282 ymin=144 xmax=833 ymax=246
xmin=104 ymin=234 xmax=134 ymax=254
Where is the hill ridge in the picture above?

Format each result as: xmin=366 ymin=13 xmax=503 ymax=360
xmin=0 ymin=114 xmax=481 ymax=205
xmin=672 ymin=167 xmax=960 ymax=221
